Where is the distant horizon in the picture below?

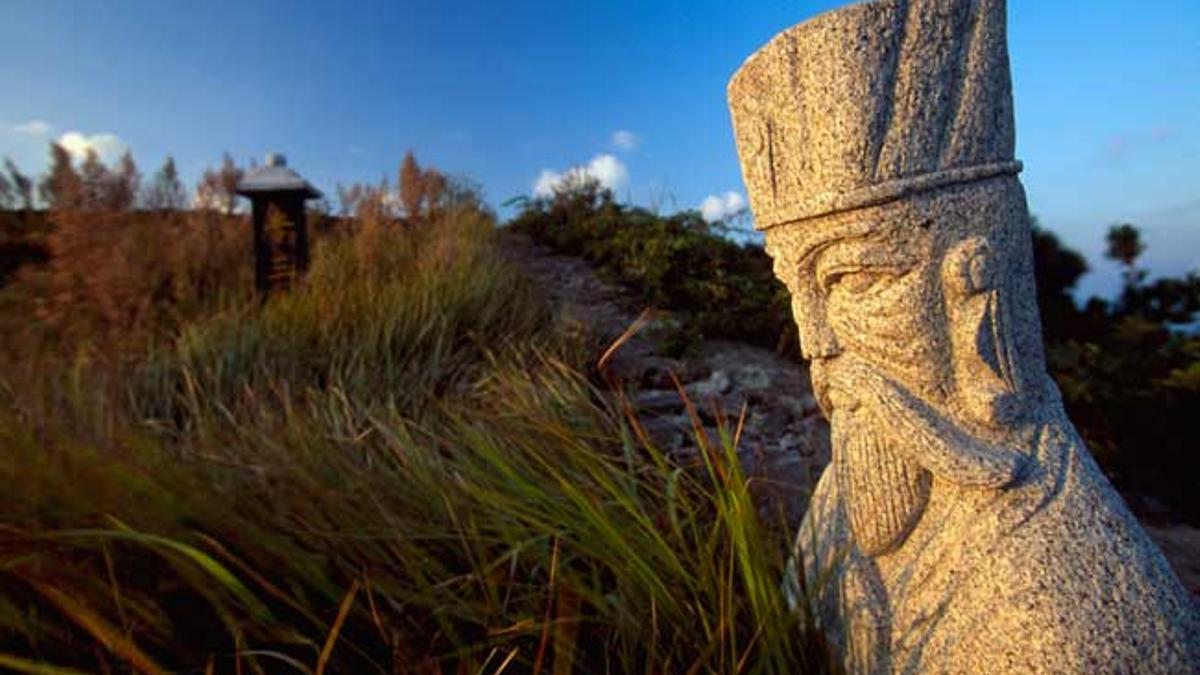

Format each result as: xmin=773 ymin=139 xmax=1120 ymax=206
xmin=3 ymin=0 xmax=1197 ymax=300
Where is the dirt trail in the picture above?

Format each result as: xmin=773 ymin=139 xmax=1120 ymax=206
xmin=498 ymin=231 xmax=830 ymax=523
xmin=497 ymin=230 xmax=1200 ymax=596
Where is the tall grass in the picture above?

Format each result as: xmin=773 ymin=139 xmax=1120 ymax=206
xmin=0 ymin=198 xmax=833 ymax=673
xmin=133 ymin=208 xmax=548 ymax=427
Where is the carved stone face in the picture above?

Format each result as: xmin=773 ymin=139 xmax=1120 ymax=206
xmin=765 ymin=177 xmax=1036 ymax=555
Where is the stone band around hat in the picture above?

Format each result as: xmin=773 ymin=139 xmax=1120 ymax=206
xmin=757 ymin=160 xmax=1023 ymax=232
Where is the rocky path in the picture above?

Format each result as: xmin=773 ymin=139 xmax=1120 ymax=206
xmin=497 ymin=230 xmax=1200 ymax=596
xmin=498 ymin=231 xmax=830 ymax=524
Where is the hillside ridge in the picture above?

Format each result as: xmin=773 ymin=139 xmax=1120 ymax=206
xmin=498 ymin=229 xmax=1200 ymax=597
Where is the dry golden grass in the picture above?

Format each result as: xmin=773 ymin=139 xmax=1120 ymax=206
xmin=0 ymin=196 xmax=834 ymax=674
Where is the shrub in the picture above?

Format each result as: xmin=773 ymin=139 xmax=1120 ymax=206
xmin=507 ymin=182 xmax=797 ymax=356
xmin=2 ymin=209 xmax=253 ymax=360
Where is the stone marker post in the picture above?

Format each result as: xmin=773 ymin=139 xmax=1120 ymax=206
xmin=727 ymin=1 xmax=1199 ymax=672
xmin=236 ymin=153 xmax=323 ymax=294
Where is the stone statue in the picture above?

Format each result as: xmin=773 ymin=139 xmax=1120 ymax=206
xmin=726 ymin=1 xmax=1199 ymax=672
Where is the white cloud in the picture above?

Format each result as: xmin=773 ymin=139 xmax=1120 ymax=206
xmin=699 ymin=191 xmax=747 ymax=222
xmin=533 ymin=169 xmax=564 ymax=198
xmin=587 ymin=154 xmax=628 ymax=190
xmin=57 ymin=131 xmax=128 ymax=164
xmin=611 ymin=129 xmax=639 ymax=152
xmin=533 ymin=153 xmax=629 ymax=198
xmin=13 ymin=119 xmax=52 ymax=136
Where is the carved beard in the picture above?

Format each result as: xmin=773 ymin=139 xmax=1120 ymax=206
xmin=833 ymin=405 xmax=932 ymax=557
xmin=816 ymin=355 xmax=1026 ymax=558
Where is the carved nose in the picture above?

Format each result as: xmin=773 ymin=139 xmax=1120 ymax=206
xmin=790 ymin=287 xmax=841 ymax=360
xmin=800 ymin=319 xmax=841 ymax=360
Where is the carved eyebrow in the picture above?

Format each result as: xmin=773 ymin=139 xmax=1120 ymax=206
xmin=797 ymin=237 xmax=838 ymax=272
xmin=812 ymin=238 xmax=918 ymax=290
xmin=811 ymin=238 xmax=885 ymax=274
xmin=792 ymin=215 xmax=884 ymax=271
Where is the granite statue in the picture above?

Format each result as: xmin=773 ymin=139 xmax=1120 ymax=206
xmin=726 ymin=1 xmax=1199 ymax=672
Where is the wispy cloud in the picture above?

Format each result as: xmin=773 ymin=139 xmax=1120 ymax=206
xmin=12 ymin=119 xmax=52 ymax=136
xmin=533 ymin=153 xmax=629 ymax=197
xmin=1105 ymin=125 xmax=1179 ymax=161
xmin=1105 ymin=136 xmax=1129 ymax=160
xmin=611 ymin=129 xmax=639 ymax=153
xmin=57 ymin=131 xmax=128 ymax=163
xmin=699 ymin=191 xmax=746 ymax=222
xmin=1150 ymin=126 xmax=1179 ymax=142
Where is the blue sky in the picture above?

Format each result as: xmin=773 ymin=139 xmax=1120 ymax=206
xmin=2 ymin=0 xmax=1198 ymax=299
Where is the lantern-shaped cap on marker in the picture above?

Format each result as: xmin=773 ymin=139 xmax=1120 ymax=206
xmin=236 ymin=152 xmax=323 ymax=200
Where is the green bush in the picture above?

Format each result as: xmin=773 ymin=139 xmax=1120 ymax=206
xmin=507 ymin=182 xmax=797 ymax=356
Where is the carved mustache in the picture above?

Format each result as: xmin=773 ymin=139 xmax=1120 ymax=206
xmin=812 ymin=357 xmax=1026 ymax=489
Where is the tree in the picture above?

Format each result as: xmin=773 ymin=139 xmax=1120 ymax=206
xmin=79 ymin=149 xmax=110 ymax=211
xmin=1031 ymin=221 xmax=1090 ymax=341
xmin=423 ymin=169 xmax=447 ymax=218
xmin=0 ymin=167 xmax=10 ymax=209
xmin=195 ymin=152 xmax=243 ymax=215
xmin=1106 ymin=223 xmax=1146 ymax=295
xmin=399 ymin=150 xmax=424 ymax=221
xmin=441 ymin=174 xmax=487 ymax=213
xmin=108 ymin=151 xmax=140 ymax=211
xmin=336 ymin=183 xmax=367 ymax=217
xmin=39 ymin=142 xmax=83 ymax=210
xmin=1133 ymin=274 xmax=1200 ymax=324
xmin=216 ymin=153 xmax=243 ymax=215
xmin=144 ymin=156 xmax=186 ymax=211
xmin=5 ymin=159 xmax=34 ymax=211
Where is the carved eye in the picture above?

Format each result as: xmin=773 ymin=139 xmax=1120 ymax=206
xmin=825 ymin=268 xmax=887 ymax=294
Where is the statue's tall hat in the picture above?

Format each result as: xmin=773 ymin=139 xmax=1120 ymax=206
xmin=728 ymin=0 xmax=1021 ymax=231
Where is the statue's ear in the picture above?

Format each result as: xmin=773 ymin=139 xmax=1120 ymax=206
xmin=941 ymin=235 xmax=995 ymax=299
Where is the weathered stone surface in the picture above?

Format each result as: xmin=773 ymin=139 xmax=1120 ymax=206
xmin=728 ymin=0 xmax=1200 ymax=672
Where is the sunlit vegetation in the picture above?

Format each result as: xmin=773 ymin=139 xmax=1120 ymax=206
xmin=510 ymin=183 xmax=1200 ymax=523
xmin=0 ymin=150 xmax=836 ymax=673
xmin=507 ymin=179 xmax=797 ymax=358
xmin=1034 ymin=223 xmax=1200 ymax=521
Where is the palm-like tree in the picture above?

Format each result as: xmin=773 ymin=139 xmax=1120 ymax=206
xmin=1106 ymin=223 xmax=1145 ymax=291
